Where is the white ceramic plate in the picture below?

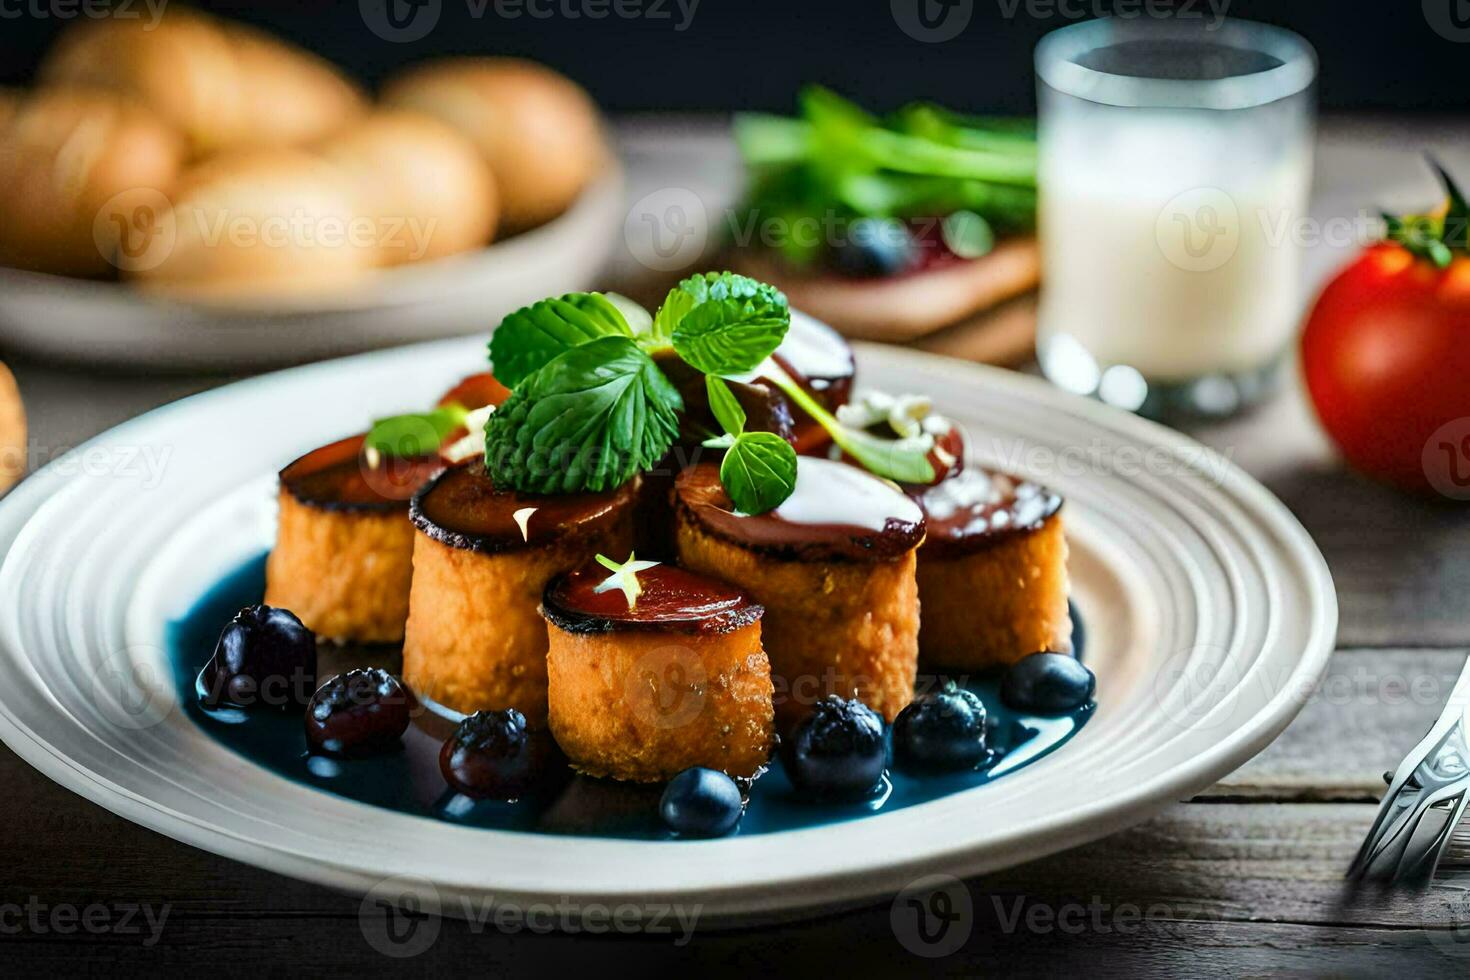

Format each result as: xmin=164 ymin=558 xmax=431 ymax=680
xmin=0 ymin=321 xmax=1336 ymax=926
xmin=0 ymin=168 xmax=623 ymax=371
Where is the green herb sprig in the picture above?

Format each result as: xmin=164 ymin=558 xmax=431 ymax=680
xmin=483 ymin=335 xmax=683 ymax=494
xmin=705 ymin=375 xmax=798 ymax=515
xmin=364 ymin=403 xmax=469 ymax=458
xmin=732 ymin=86 xmax=1038 ymax=266
xmin=481 ymin=268 xmax=935 ymax=510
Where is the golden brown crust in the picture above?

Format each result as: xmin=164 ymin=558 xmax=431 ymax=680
xmin=0 ymin=361 xmax=24 ymax=493
xmin=381 ymin=57 xmax=605 ymax=232
xmin=676 ymin=510 xmax=920 ymax=723
xmin=40 ymin=11 xmax=366 ymax=158
xmin=315 ymin=110 xmax=499 ymax=266
xmin=0 ymin=87 xmax=184 ymax=277
xmin=401 ymin=514 xmax=634 ymax=722
xmin=730 ymin=237 xmax=1041 ymax=343
xmin=0 ymin=88 xmax=21 ymax=130
xmin=546 ymin=621 xmax=774 ymax=781
xmin=127 ymin=149 xmax=376 ymax=300
xmin=264 ymin=488 xmax=417 ymax=644
xmin=916 ymin=512 xmax=1071 ymax=669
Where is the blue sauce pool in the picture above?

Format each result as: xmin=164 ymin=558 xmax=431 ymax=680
xmin=169 ymin=553 xmax=1093 ymax=840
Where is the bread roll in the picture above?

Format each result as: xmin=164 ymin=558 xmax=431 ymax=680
xmin=0 ymin=360 xmax=23 ymax=493
xmin=382 ymin=58 xmax=605 ymax=232
xmin=40 ymin=10 xmax=366 ymax=158
xmin=0 ymin=88 xmax=21 ymax=129
xmin=128 ymin=149 xmax=376 ymax=300
xmin=316 ymin=110 xmax=498 ymax=267
xmin=0 ymin=88 xmax=184 ymax=277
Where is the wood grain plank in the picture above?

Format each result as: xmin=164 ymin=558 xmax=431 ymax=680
xmin=1210 ymin=648 xmax=1465 ymax=800
xmin=5 ymin=793 xmax=1470 ymax=973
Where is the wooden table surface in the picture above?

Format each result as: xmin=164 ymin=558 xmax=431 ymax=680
xmin=5 ymin=118 xmax=1470 ymax=975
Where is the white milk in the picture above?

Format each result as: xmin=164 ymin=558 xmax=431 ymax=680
xmin=1038 ymin=112 xmax=1312 ymax=384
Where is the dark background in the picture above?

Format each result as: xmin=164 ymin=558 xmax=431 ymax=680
xmin=0 ymin=0 xmax=1464 ymax=115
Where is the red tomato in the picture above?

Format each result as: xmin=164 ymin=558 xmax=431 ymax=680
xmin=1300 ymin=243 xmax=1470 ymax=494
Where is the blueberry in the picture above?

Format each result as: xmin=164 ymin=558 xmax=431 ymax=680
xmin=831 ymin=218 xmax=916 ymax=278
xmin=440 ymin=709 xmax=556 ymax=801
xmin=304 ymin=668 xmax=412 ymax=757
xmin=659 ymin=767 xmax=744 ymax=838
xmin=1001 ymin=652 xmax=1096 ymax=714
xmin=198 ymin=604 xmax=316 ymax=710
xmin=893 ymin=681 xmax=988 ymax=773
xmin=780 ymin=695 xmax=887 ymax=801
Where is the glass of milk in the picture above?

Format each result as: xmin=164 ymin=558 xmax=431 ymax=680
xmin=1035 ymin=17 xmax=1316 ymax=419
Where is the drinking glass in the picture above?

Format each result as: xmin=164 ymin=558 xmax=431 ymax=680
xmin=1035 ymin=17 xmax=1317 ymax=419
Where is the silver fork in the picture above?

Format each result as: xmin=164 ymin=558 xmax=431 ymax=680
xmin=1348 ymin=653 xmax=1470 ymax=885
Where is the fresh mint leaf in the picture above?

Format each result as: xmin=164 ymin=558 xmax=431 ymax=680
xmin=705 ymin=374 xmax=747 ymax=436
xmin=483 ymin=336 xmax=682 ymax=494
xmin=720 ymin=431 xmax=797 ymax=515
xmin=488 ymin=292 xmax=632 ymax=389
xmin=659 ymin=271 xmax=790 ymax=376
xmin=364 ymin=404 xmax=468 ymax=458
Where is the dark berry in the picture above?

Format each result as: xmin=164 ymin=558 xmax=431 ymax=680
xmin=893 ymin=681 xmax=988 ymax=773
xmin=659 ymin=767 xmax=744 ymax=838
xmin=439 ymin=709 xmax=554 ymax=801
xmin=1001 ymin=652 xmax=1096 ymax=714
xmin=198 ymin=604 xmax=316 ymax=710
xmin=831 ymin=218 xmax=916 ymax=278
xmin=304 ymin=668 xmax=412 ymax=757
xmin=780 ymin=695 xmax=887 ymax=801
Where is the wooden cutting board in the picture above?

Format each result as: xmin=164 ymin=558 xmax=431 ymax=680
xmin=614 ymin=242 xmax=1040 ymax=368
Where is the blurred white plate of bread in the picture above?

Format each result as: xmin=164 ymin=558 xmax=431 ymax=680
xmin=0 ymin=8 xmax=623 ymax=368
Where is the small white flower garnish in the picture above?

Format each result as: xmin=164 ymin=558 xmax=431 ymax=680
xmin=836 ymin=390 xmax=895 ymax=430
xmin=887 ymin=394 xmax=933 ymax=438
xmin=512 ymin=507 xmax=537 ymax=542
xmin=592 ymin=551 xmax=661 ymax=610
xmin=440 ymin=404 xmax=497 ymax=464
xmin=836 ymin=389 xmax=945 ymax=442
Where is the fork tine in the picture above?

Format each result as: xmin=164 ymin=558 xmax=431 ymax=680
xmin=1350 ymin=720 xmax=1470 ymax=878
xmin=1350 ymin=654 xmax=1470 ymax=882
xmin=1396 ymin=782 xmax=1470 ymax=887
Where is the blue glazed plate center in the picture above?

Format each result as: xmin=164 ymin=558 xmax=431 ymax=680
xmin=169 ymin=553 xmax=1093 ymax=840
